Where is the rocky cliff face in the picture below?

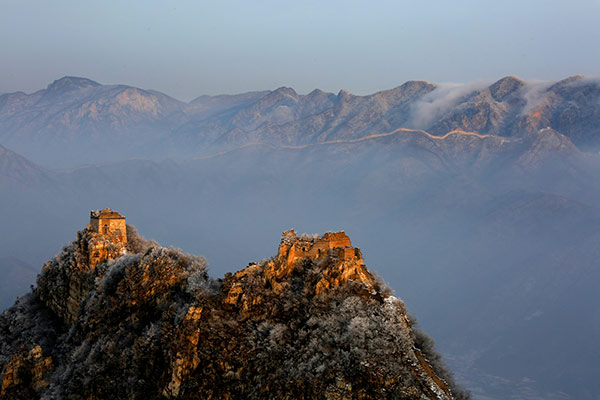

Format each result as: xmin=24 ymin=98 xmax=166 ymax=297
xmin=0 ymin=223 xmax=467 ymax=399
xmin=35 ymin=226 xmax=128 ymax=325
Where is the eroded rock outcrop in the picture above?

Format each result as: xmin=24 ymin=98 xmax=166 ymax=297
xmin=0 ymin=217 xmax=468 ymax=400
xmin=0 ymin=346 xmax=52 ymax=398
xmin=35 ymin=208 xmax=128 ymax=324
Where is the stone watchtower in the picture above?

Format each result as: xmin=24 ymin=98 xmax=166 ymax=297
xmin=89 ymin=208 xmax=127 ymax=245
xmin=86 ymin=208 xmax=127 ymax=269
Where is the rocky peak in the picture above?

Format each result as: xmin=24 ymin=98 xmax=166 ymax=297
xmin=395 ymin=80 xmax=437 ymax=96
xmin=242 ymin=87 xmax=299 ymax=113
xmin=337 ymin=88 xmax=353 ymax=101
xmin=546 ymin=74 xmax=586 ymax=94
xmin=305 ymin=88 xmax=327 ymax=98
xmin=271 ymin=86 xmax=298 ymax=99
xmin=270 ymin=230 xmax=370 ymax=295
xmin=223 ymin=230 xmax=376 ymax=312
xmin=45 ymin=76 xmax=100 ymax=94
xmin=252 ymin=87 xmax=299 ymax=108
xmin=489 ymin=75 xmax=524 ymax=101
xmin=2 ymin=218 xmax=466 ymax=399
xmin=35 ymin=209 xmax=129 ymax=324
xmin=277 ymin=229 xmax=361 ymax=265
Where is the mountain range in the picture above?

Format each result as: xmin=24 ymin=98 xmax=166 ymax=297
xmin=1 ymin=75 xmax=599 ymax=167
xmin=1 ymin=76 xmax=600 ymax=399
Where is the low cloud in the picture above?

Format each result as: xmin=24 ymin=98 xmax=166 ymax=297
xmin=519 ymin=80 xmax=553 ymax=116
xmin=408 ymin=82 xmax=485 ymax=128
xmin=519 ymin=77 xmax=600 ymax=116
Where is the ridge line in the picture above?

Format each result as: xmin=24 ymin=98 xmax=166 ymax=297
xmin=190 ymin=128 xmax=491 ymax=160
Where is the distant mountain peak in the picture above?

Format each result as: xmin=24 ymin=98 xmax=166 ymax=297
xmin=382 ymin=80 xmax=437 ymax=99
xmin=0 ymin=144 xmax=47 ymax=186
xmin=489 ymin=76 xmax=524 ymax=101
xmin=337 ymin=88 xmax=354 ymax=101
xmin=494 ymin=75 xmax=523 ymax=83
xmin=46 ymin=76 xmax=101 ymax=93
xmin=270 ymin=86 xmax=298 ymax=99
xmin=306 ymin=88 xmax=327 ymax=97
xmin=400 ymin=80 xmax=436 ymax=89
xmin=559 ymin=74 xmax=585 ymax=84
xmin=547 ymin=74 xmax=587 ymax=92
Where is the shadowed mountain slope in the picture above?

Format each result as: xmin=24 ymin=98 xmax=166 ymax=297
xmin=0 ymin=144 xmax=51 ymax=187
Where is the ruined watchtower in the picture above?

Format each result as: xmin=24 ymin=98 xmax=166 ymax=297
xmin=89 ymin=208 xmax=127 ymax=245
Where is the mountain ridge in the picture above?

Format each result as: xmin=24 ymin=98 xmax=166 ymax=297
xmin=1 ymin=75 xmax=599 ymax=167
xmin=0 ymin=216 xmax=468 ymax=399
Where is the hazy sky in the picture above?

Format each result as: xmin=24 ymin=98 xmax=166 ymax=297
xmin=2 ymin=0 xmax=599 ymax=100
